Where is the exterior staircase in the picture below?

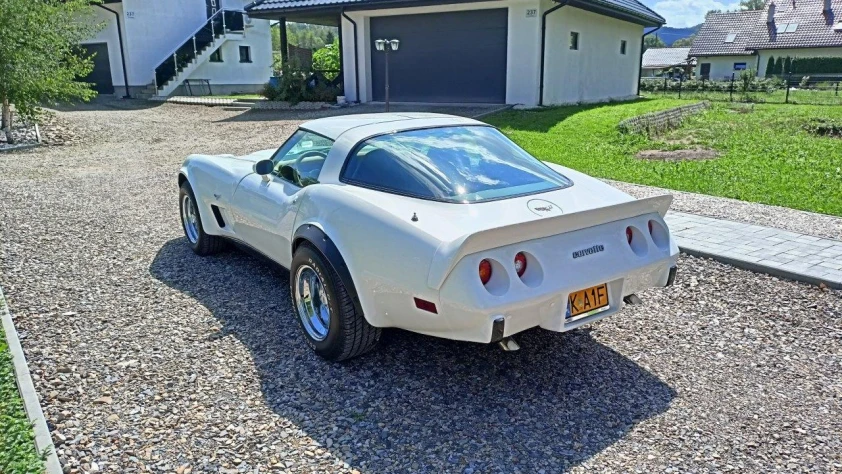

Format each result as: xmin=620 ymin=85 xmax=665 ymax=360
xmin=152 ymin=10 xmax=245 ymax=97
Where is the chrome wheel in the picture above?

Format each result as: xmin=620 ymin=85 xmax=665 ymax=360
xmin=295 ymin=265 xmax=331 ymax=341
xmin=181 ymin=194 xmax=200 ymax=244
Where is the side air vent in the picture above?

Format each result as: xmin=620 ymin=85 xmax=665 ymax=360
xmin=211 ymin=205 xmax=226 ymax=228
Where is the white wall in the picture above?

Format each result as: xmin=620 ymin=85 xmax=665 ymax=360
xmin=542 ymin=4 xmax=643 ymax=105
xmin=79 ymin=4 xmax=128 ymax=87
xmin=757 ymin=47 xmax=842 ymax=76
xmin=341 ymin=0 xmax=543 ymax=104
xmin=694 ymin=55 xmax=758 ymax=80
xmin=191 ymin=20 xmax=274 ymax=86
xmin=122 ymin=0 xmax=208 ymax=86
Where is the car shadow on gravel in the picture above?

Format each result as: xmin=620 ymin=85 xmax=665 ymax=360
xmin=150 ymin=239 xmax=676 ymax=473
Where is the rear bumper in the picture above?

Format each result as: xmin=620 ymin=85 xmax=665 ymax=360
xmin=431 ymin=259 xmax=675 ymax=343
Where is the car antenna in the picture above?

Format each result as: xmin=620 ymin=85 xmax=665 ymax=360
xmin=411 ymin=212 xmax=418 ymax=222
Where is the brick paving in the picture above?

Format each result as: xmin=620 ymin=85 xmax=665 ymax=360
xmin=666 ymin=211 xmax=842 ymax=289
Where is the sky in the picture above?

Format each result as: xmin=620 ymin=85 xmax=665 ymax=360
xmin=639 ymin=0 xmax=743 ymax=27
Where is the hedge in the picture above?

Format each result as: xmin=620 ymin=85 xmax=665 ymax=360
xmin=766 ymin=56 xmax=842 ymax=75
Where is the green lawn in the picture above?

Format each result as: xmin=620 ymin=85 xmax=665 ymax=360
xmin=486 ymin=99 xmax=842 ymax=217
xmin=0 ymin=321 xmax=44 ymax=474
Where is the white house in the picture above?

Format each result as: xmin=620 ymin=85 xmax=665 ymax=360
xmin=690 ymin=0 xmax=842 ymax=79
xmin=245 ymin=0 xmax=665 ymax=106
xmin=688 ymin=10 xmax=762 ymax=80
xmin=80 ymin=0 xmax=273 ymax=97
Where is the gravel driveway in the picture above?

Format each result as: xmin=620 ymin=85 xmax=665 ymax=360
xmin=1 ymin=101 xmax=841 ymax=473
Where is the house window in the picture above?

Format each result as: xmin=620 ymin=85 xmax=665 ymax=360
xmin=734 ymin=62 xmax=747 ymax=71
xmin=620 ymin=40 xmax=627 ymax=55
xmin=724 ymin=33 xmax=737 ymax=43
xmin=239 ymin=46 xmax=252 ymax=63
xmin=209 ymin=48 xmax=222 ymax=62
xmin=569 ymin=32 xmax=579 ymax=50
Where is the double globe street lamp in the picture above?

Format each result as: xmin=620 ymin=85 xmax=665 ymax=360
xmin=374 ymin=39 xmax=400 ymax=112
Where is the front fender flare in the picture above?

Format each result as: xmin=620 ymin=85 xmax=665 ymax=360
xmin=293 ymin=224 xmax=363 ymax=316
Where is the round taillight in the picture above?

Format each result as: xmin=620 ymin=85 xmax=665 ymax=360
xmin=626 ymin=227 xmax=633 ymax=244
xmin=514 ymin=252 xmax=527 ymax=277
xmin=479 ymin=259 xmax=493 ymax=285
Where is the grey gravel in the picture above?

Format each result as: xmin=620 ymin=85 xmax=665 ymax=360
xmin=1 ymin=100 xmax=841 ymax=473
xmin=608 ymin=179 xmax=842 ymax=241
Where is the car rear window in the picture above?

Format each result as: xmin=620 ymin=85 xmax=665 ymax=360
xmin=341 ymin=126 xmax=572 ymax=203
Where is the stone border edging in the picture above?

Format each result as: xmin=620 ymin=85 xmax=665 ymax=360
xmin=679 ymin=247 xmax=842 ymax=290
xmin=0 ymin=285 xmax=62 ymax=474
xmin=618 ymin=101 xmax=710 ymax=136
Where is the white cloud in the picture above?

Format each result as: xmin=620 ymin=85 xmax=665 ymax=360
xmin=648 ymin=0 xmax=743 ymax=27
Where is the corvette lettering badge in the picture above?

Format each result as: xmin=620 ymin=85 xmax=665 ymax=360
xmin=572 ymin=245 xmax=605 ymax=259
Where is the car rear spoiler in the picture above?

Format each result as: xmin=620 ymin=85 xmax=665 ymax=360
xmin=427 ymin=195 xmax=673 ymax=289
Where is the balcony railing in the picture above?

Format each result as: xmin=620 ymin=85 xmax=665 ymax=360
xmin=153 ymin=10 xmax=245 ymax=91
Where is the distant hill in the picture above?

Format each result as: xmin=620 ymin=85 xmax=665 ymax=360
xmin=657 ymin=24 xmax=702 ymax=46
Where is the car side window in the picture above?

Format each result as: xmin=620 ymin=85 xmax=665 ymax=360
xmin=270 ymin=130 xmax=334 ymax=187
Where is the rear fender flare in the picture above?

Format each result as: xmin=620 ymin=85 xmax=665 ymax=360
xmin=292 ymin=224 xmax=363 ymax=316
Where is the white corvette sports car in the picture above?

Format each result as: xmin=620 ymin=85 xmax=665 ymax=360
xmin=178 ymin=113 xmax=678 ymax=360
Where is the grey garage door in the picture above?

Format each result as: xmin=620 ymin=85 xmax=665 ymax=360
xmin=79 ymin=43 xmax=115 ymax=94
xmin=370 ymin=9 xmax=508 ymax=103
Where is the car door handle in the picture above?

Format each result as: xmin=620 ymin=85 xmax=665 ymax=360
xmin=213 ymin=193 xmax=222 ymax=200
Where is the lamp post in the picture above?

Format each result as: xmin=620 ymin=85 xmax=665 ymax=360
xmin=374 ymin=38 xmax=400 ymax=111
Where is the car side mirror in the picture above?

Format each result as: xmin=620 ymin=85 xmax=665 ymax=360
xmin=254 ymin=159 xmax=274 ymax=176
xmin=279 ymin=164 xmax=299 ymax=184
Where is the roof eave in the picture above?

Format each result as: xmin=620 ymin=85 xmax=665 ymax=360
xmin=246 ymin=0 xmax=665 ymax=26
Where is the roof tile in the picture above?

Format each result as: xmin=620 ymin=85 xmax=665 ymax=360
xmin=747 ymin=0 xmax=842 ymax=50
xmin=689 ymin=10 xmax=763 ymax=57
xmin=642 ymin=48 xmax=692 ymax=68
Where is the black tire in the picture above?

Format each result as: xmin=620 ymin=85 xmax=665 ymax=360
xmin=290 ymin=244 xmax=380 ymax=361
xmin=179 ymin=182 xmax=227 ymax=256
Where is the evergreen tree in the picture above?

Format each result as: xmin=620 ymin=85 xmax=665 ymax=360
xmin=766 ymin=56 xmax=776 ymax=77
xmin=774 ymin=57 xmax=784 ymax=75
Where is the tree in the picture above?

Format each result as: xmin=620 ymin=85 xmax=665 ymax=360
xmin=643 ymin=34 xmax=666 ymax=51
xmin=325 ymin=31 xmax=335 ymax=45
xmin=766 ymin=56 xmax=776 ymax=77
xmin=774 ymin=57 xmax=784 ymax=75
xmin=739 ymin=0 xmax=765 ymax=10
xmin=0 ymin=0 xmax=103 ymax=143
xmin=672 ymin=36 xmax=696 ymax=47
xmin=784 ymin=56 xmax=793 ymax=74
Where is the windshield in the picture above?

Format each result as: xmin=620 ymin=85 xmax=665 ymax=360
xmin=341 ymin=126 xmax=572 ymax=203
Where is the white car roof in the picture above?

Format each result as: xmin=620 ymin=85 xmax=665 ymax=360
xmin=299 ymin=113 xmax=486 ymax=140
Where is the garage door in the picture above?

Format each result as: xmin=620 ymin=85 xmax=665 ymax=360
xmin=370 ymin=9 xmax=508 ymax=103
xmin=79 ymin=43 xmax=115 ymax=94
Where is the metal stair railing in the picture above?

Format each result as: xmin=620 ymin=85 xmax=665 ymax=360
xmin=153 ymin=9 xmax=245 ymax=92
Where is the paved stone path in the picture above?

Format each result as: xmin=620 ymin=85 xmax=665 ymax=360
xmin=666 ymin=211 xmax=842 ymax=289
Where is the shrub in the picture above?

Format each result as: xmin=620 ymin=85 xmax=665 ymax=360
xmin=799 ymin=76 xmax=811 ymax=88
xmin=312 ymin=43 xmax=340 ymax=79
xmin=790 ymin=57 xmax=842 ymax=75
xmin=766 ymin=56 xmax=775 ymax=77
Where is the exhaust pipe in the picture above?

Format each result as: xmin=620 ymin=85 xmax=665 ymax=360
xmin=498 ymin=337 xmax=521 ymax=352
xmin=623 ymin=294 xmax=643 ymax=305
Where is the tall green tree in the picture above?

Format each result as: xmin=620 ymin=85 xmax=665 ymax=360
xmin=0 ymin=0 xmax=103 ymax=142
xmin=766 ymin=56 xmax=775 ymax=77
xmin=643 ymin=34 xmax=666 ymax=51
xmin=739 ymin=0 xmax=766 ymax=10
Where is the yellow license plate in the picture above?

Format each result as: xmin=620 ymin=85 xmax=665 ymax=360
xmin=567 ymin=283 xmax=609 ymax=319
